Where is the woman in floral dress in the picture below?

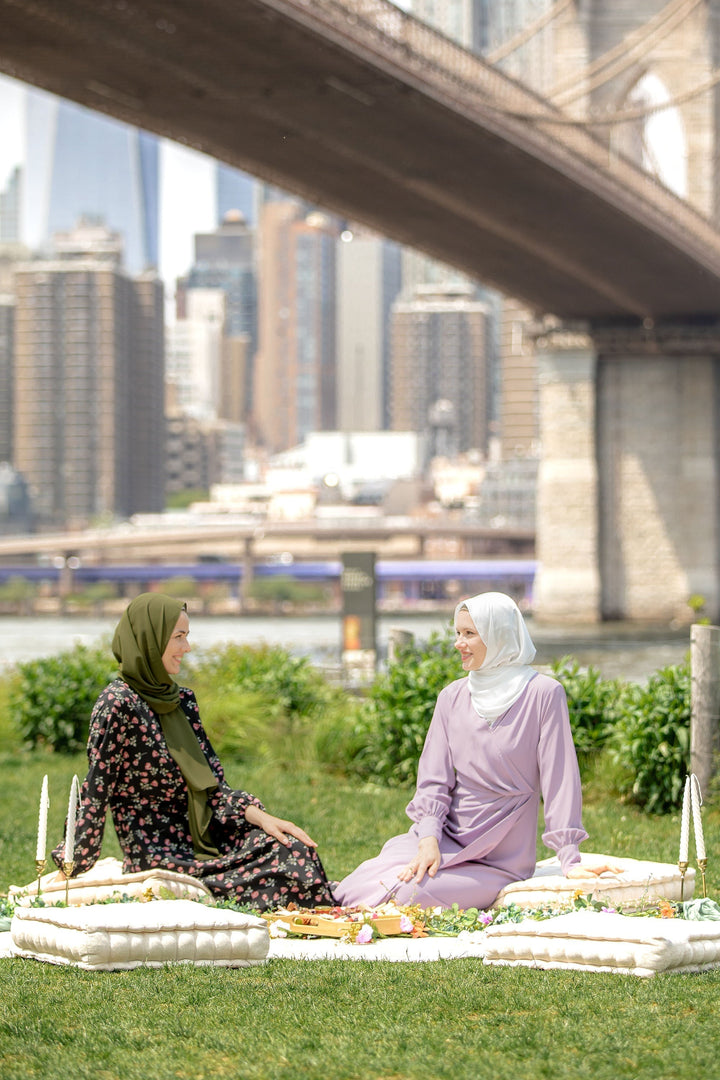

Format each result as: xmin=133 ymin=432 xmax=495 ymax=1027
xmin=52 ymin=592 xmax=335 ymax=911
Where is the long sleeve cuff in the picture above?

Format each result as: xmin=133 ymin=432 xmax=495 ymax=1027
xmin=415 ymin=816 xmax=444 ymax=842
xmin=557 ymin=843 xmax=582 ymax=875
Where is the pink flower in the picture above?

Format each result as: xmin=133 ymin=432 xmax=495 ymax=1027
xmin=399 ymin=914 xmax=413 ymax=933
xmin=356 ymin=924 xmax=374 ymax=944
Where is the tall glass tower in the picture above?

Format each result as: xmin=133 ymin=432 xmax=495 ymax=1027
xmin=23 ymin=89 xmax=159 ymax=274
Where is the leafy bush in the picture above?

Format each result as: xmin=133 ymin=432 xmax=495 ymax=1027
xmin=0 ymin=576 xmax=37 ymax=604
xmin=190 ymin=642 xmax=348 ymax=767
xmin=353 ymin=630 xmax=461 ymax=785
xmin=249 ymin=575 xmax=330 ymax=606
xmin=191 ymin=642 xmax=327 ymax=719
xmin=68 ymin=582 xmax=117 ymax=609
xmin=199 ymin=687 xmax=293 ymax=763
xmin=610 ymin=660 xmax=690 ymax=815
xmin=550 ymin=656 xmax=624 ymax=755
xmin=0 ymin=667 xmax=22 ymax=749
xmin=159 ymin=576 xmax=197 ymax=599
xmin=10 ymin=644 xmax=117 ymax=753
xmin=312 ymin=696 xmax=367 ymax=774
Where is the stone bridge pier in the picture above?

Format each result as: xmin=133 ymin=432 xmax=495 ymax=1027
xmin=533 ymin=323 xmax=720 ymax=624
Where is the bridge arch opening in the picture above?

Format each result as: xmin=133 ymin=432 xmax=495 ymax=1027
xmin=611 ymin=71 xmax=687 ymax=199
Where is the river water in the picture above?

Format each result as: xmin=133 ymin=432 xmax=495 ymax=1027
xmin=0 ymin=612 xmax=690 ymax=682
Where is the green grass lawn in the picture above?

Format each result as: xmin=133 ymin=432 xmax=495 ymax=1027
xmin=2 ymin=750 xmax=720 ymax=1080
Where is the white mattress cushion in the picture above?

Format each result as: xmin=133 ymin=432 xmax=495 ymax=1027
xmin=483 ymin=909 xmax=720 ymax=976
xmin=9 ymin=857 xmax=211 ymax=906
xmin=11 ymin=899 xmax=269 ymax=970
xmin=0 ymin=930 xmax=16 ymax=958
xmin=494 ymin=852 xmax=695 ymax=910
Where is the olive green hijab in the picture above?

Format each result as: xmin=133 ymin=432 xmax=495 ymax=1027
xmin=112 ymin=593 xmax=219 ymax=859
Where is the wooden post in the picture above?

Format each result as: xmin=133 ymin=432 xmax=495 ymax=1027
xmin=690 ymin=623 xmax=720 ymax=797
xmin=240 ymin=536 xmax=254 ymax=609
xmin=387 ymin=628 xmax=414 ymax=665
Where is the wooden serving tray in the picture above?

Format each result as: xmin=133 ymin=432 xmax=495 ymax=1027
xmin=264 ymin=912 xmax=404 ymax=938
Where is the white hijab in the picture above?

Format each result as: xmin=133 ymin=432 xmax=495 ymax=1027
xmin=455 ymin=592 xmax=537 ymax=722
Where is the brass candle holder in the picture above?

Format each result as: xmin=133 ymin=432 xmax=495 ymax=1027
xmin=678 ymin=860 xmax=689 ymax=902
xmin=62 ymin=861 xmax=75 ymax=906
xmin=34 ymin=858 xmax=46 ymax=898
xmin=697 ymin=857 xmax=708 ymax=899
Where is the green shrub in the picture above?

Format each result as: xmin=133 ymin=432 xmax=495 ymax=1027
xmin=249 ymin=575 xmax=330 ymax=606
xmin=67 ymin=582 xmax=117 ymax=609
xmin=312 ymin=696 xmax=367 ymax=774
xmin=0 ymin=576 xmax=37 ymax=605
xmin=199 ymin=687 xmax=294 ymax=763
xmin=353 ymin=630 xmax=461 ymax=785
xmin=0 ymin=667 xmax=22 ymax=749
xmin=11 ymin=644 xmax=117 ymax=753
xmin=550 ymin=656 xmax=624 ymax=755
xmin=166 ymin=488 xmax=209 ymax=510
xmin=610 ymin=660 xmax=690 ymax=815
xmin=190 ymin=642 xmax=346 ymax=768
xmin=159 ymin=576 xmax=197 ymax=599
xmin=191 ymin=642 xmax=327 ymax=718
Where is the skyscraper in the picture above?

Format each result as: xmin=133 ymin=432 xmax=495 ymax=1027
xmin=166 ymin=288 xmax=226 ymax=421
xmin=13 ymin=221 xmax=165 ymax=527
xmin=254 ymin=202 xmax=338 ymax=452
xmin=0 ymin=294 xmax=14 ymax=464
xmin=0 ymin=166 xmax=21 ymax=243
xmin=337 ymin=230 xmax=402 ymax=432
xmin=389 ymin=283 xmax=490 ymax=460
xmin=180 ymin=212 xmax=257 ymax=416
xmin=23 ymin=89 xmax=159 ymax=274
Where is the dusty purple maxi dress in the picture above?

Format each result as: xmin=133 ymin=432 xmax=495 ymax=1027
xmin=334 ymin=671 xmax=588 ymax=910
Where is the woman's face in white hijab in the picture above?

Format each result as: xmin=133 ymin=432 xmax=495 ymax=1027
xmin=454 ymin=608 xmax=487 ymax=671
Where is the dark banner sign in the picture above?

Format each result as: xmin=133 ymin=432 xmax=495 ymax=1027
xmin=341 ymin=551 xmax=376 ymax=677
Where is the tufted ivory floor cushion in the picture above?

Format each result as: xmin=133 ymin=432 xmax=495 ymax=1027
xmin=483 ymin=909 xmax=720 ymax=976
xmin=11 ymin=899 xmax=269 ymax=970
xmin=494 ymin=853 xmax=695 ymax=910
xmin=9 ymin=857 xmax=212 ymax=907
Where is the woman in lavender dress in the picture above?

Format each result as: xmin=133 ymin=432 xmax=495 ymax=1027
xmin=335 ymin=592 xmax=611 ymax=911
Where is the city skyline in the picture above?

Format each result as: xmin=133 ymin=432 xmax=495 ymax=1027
xmin=0 ymin=73 xmax=219 ymax=313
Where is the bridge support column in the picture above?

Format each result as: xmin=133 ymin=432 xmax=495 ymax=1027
xmin=534 ymin=321 xmax=720 ymax=625
xmin=532 ymin=328 xmax=601 ymax=622
xmin=593 ymin=325 xmax=720 ymax=624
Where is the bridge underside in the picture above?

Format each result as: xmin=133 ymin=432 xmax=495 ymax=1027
xmin=3 ymin=0 xmax=720 ymax=321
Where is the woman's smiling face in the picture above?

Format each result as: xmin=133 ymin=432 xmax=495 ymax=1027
xmin=162 ymin=610 xmax=191 ymax=675
xmin=454 ymin=607 xmax=487 ymax=671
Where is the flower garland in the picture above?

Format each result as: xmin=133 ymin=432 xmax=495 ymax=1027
xmin=3 ymin=890 xmax=719 ymax=943
xmin=263 ymin=891 xmax=720 ymax=944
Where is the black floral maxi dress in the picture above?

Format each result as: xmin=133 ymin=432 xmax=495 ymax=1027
xmin=52 ymin=678 xmax=335 ymax=911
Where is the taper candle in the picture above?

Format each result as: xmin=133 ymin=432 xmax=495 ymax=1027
xmin=64 ymin=774 xmax=79 ymax=862
xmin=36 ymin=774 xmax=49 ymax=861
xmin=679 ymin=774 xmax=691 ymax=862
xmin=690 ymin=773 xmax=706 ymax=861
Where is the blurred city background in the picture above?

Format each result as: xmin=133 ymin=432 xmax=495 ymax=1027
xmin=0 ymin=0 xmax=715 ymax=630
